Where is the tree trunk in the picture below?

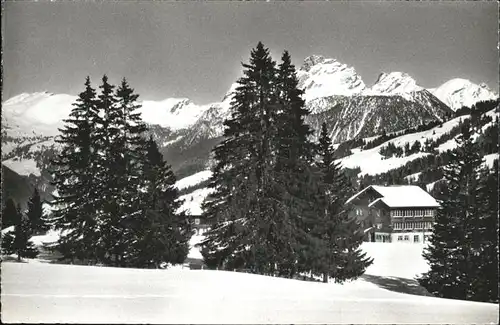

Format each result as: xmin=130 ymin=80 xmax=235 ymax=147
xmin=17 ymin=252 xmax=21 ymax=262
xmin=323 ymin=273 xmax=328 ymax=283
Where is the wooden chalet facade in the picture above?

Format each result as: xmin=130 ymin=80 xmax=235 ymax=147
xmin=191 ymin=214 xmax=210 ymax=236
xmin=346 ymin=185 xmax=439 ymax=243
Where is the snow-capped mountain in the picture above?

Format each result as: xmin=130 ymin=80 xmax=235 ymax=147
xmin=297 ymin=55 xmax=367 ymax=102
xmin=429 ymin=78 xmax=498 ymax=111
xmin=2 ymin=54 xmax=496 ymax=202
xmin=295 ymin=56 xmax=452 ymax=142
xmin=365 ymin=72 xmax=423 ymax=100
xmin=305 ymin=91 xmax=450 ymax=143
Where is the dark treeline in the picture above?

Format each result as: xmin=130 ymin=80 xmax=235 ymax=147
xmin=1 ymin=188 xmax=47 ymax=261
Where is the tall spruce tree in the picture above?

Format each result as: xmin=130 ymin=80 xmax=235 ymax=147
xmin=419 ymin=119 xmax=486 ymax=301
xmin=131 ymin=136 xmax=191 ymax=268
xmin=104 ymin=78 xmax=149 ymax=266
xmin=201 ymin=42 xmax=283 ymax=274
xmin=51 ymin=76 xmax=101 ymax=263
xmin=471 ymin=160 xmax=499 ymax=303
xmin=92 ymin=74 xmax=123 ymax=265
xmin=314 ymin=123 xmax=372 ymax=283
xmin=273 ymin=50 xmax=319 ymax=278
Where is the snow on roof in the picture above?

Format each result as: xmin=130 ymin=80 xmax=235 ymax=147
xmin=367 ymin=198 xmax=383 ymax=208
xmin=347 ymin=185 xmax=440 ymax=208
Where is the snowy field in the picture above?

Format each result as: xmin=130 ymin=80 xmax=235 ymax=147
xmin=2 ymin=261 xmax=497 ymax=324
xmin=2 ymin=241 xmax=499 ymax=324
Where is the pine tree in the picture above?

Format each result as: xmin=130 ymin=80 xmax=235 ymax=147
xmin=27 ymin=188 xmax=47 ymax=235
xmin=2 ymin=198 xmax=18 ymax=229
xmin=102 ymin=78 xmax=149 ymax=266
xmin=419 ymin=119 xmax=486 ymax=301
xmin=51 ymin=76 xmax=101 ymax=263
xmin=313 ymin=123 xmax=372 ymax=283
xmin=131 ymin=136 xmax=191 ymax=268
xmin=201 ymin=42 xmax=282 ymax=273
xmin=91 ymin=74 xmax=123 ymax=265
xmin=470 ymin=160 xmax=499 ymax=302
xmin=271 ymin=50 xmax=318 ymax=278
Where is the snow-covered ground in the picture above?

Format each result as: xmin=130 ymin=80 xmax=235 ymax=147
xmin=2 ymin=158 xmax=41 ymax=177
xmin=361 ymin=242 xmax=429 ymax=279
xmin=2 ymin=261 xmax=497 ymax=324
xmin=178 ymin=187 xmax=214 ymax=215
xmin=29 ymin=229 xmax=62 ymax=247
xmin=3 ymin=231 xmax=497 ymax=323
xmin=175 ymin=170 xmax=212 ymax=191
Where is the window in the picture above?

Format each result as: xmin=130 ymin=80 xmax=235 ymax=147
xmin=414 ymin=235 xmax=419 ymax=243
xmin=195 ymin=218 xmax=200 ymax=225
xmin=416 ymin=222 xmax=422 ymax=229
xmin=404 ymin=235 xmax=409 ymax=241
xmin=398 ymin=235 xmax=403 ymax=241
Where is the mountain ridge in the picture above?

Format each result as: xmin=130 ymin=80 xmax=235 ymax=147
xmin=1 ymin=55 xmax=497 ymax=192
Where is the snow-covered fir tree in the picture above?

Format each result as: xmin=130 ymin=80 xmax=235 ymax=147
xmin=313 ymin=123 xmax=372 ymax=283
xmin=130 ymin=136 xmax=191 ymax=268
xmin=273 ymin=50 xmax=320 ymax=278
xmin=201 ymin=44 xmax=372 ymax=282
xmin=418 ymin=119 xmax=497 ymax=302
xmin=51 ymin=76 xmax=189 ymax=268
xmin=51 ymin=76 xmax=101 ymax=263
xmin=201 ymin=42 xmax=285 ymax=273
xmin=471 ymin=160 xmax=499 ymax=303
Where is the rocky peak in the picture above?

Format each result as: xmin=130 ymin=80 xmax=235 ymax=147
xmin=301 ymin=55 xmax=328 ymax=72
xmin=368 ymin=72 xmax=422 ymax=96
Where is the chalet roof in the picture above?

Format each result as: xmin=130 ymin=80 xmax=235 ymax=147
xmin=346 ymin=185 xmax=440 ymax=208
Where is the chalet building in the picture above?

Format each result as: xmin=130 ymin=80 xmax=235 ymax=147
xmin=346 ymin=185 xmax=439 ymax=244
xmin=192 ymin=215 xmax=209 ymax=236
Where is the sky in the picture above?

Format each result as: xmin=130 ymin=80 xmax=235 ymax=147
xmin=2 ymin=1 xmax=498 ymax=104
